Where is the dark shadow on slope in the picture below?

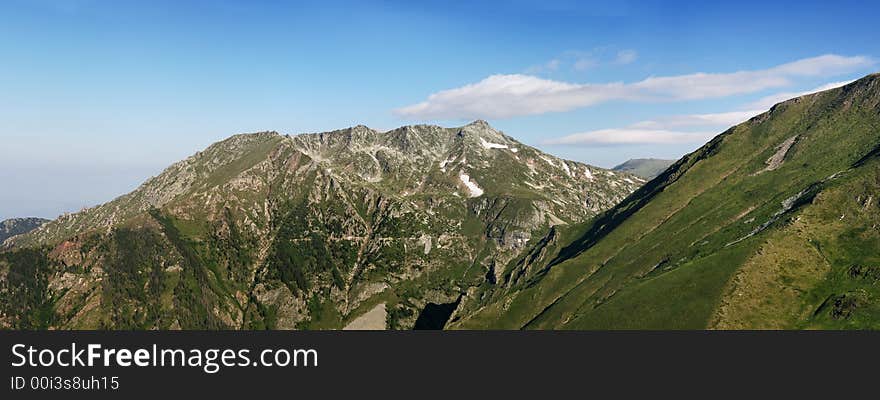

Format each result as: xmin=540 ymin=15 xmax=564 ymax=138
xmin=542 ymin=127 xmax=736 ymax=272
xmin=413 ymin=295 xmax=462 ymax=330
xmin=851 ymin=141 xmax=880 ymax=168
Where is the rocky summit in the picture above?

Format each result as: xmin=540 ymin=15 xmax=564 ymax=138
xmin=0 ymin=120 xmax=640 ymax=329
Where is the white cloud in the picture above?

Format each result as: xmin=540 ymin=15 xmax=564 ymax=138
xmin=771 ymin=57 xmax=867 ymax=76
xmin=525 ymin=48 xmax=637 ymax=73
xmin=394 ymin=54 xmax=873 ymax=120
xmin=744 ymin=79 xmax=856 ymax=110
xmin=630 ymin=110 xmax=763 ymax=129
xmin=541 ymin=77 xmax=859 ymax=147
xmin=614 ymin=49 xmax=638 ymax=65
xmin=543 ymin=129 xmax=714 ymax=145
xmin=394 ymin=74 xmax=629 ymax=119
xmin=541 ymin=110 xmax=757 ymax=146
xmin=540 ymin=109 xmax=753 ymax=146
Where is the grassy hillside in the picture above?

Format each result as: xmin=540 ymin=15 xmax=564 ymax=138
xmin=452 ymin=73 xmax=880 ymax=329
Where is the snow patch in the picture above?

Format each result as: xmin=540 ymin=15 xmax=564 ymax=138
xmin=560 ymin=161 xmax=572 ymax=177
xmin=480 ymin=137 xmax=509 ymax=150
xmin=584 ymin=168 xmax=594 ymax=181
xmin=510 ymin=147 xmax=519 ymax=153
xmin=421 ymin=235 xmax=432 ymax=255
xmin=459 ymin=173 xmax=484 ymax=197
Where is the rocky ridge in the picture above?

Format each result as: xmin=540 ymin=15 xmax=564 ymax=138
xmin=1 ymin=121 xmax=640 ymax=329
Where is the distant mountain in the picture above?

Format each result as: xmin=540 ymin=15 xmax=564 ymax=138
xmin=452 ymin=73 xmax=880 ymax=329
xmin=0 ymin=120 xmax=641 ymax=329
xmin=613 ymin=158 xmax=675 ymax=179
xmin=0 ymin=218 xmax=50 ymax=244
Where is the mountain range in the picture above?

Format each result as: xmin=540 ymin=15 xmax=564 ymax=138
xmin=3 ymin=73 xmax=880 ymax=330
xmin=0 ymin=121 xmax=640 ymax=329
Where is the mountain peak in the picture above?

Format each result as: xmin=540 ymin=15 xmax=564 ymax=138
xmin=460 ymin=119 xmax=498 ymax=134
xmin=1 ymin=121 xmax=642 ymax=330
xmin=465 ymin=119 xmax=491 ymax=128
xmin=458 ymin=119 xmax=506 ymax=141
xmin=8 ymin=119 xmax=641 ymax=250
xmin=350 ymin=124 xmax=375 ymax=133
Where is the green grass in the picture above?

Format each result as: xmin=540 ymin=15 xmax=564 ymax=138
xmin=456 ymin=75 xmax=880 ymax=330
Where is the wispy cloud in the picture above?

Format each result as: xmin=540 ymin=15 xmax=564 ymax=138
xmin=744 ymin=79 xmax=856 ymax=110
xmin=543 ymin=129 xmax=714 ymax=145
xmin=541 ymin=110 xmax=751 ymax=146
xmin=572 ymin=57 xmax=597 ymax=71
xmin=524 ymin=58 xmax=562 ymax=74
xmin=630 ymin=110 xmax=763 ymax=129
xmin=541 ymin=79 xmax=858 ymax=147
xmin=614 ymin=49 xmax=638 ymax=65
xmin=394 ymin=54 xmax=873 ymax=120
xmin=525 ymin=48 xmax=637 ymax=73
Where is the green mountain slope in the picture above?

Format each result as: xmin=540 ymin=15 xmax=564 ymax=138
xmin=452 ymin=73 xmax=880 ymax=330
xmin=0 ymin=121 xmax=640 ymax=329
xmin=612 ymin=158 xmax=675 ymax=179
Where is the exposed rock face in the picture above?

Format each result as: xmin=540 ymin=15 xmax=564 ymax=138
xmin=0 ymin=218 xmax=50 ymax=244
xmin=0 ymin=121 xmax=640 ymax=330
xmin=757 ymin=135 xmax=798 ymax=174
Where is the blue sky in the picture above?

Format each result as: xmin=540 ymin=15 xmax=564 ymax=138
xmin=2 ymin=0 xmax=879 ymax=220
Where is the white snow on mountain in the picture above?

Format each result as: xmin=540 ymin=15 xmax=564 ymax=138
xmin=459 ymin=172 xmax=484 ymax=197
xmin=480 ymin=137 xmax=509 ymax=150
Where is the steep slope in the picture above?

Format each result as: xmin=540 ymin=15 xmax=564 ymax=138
xmin=0 ymin=218 xmax=50 ymax=244
xmin=613 ymin=158 xmax=675 ymax=179
xmin=0 ymin=121 xmax=640 ymax=329
xmin=452 ymin=73 xmax=880 ymax=330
